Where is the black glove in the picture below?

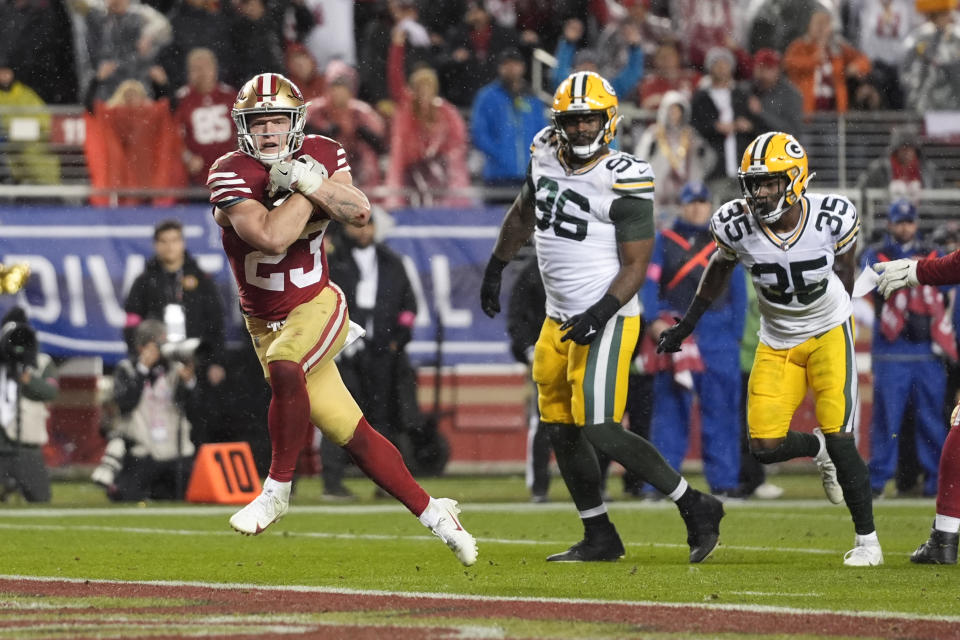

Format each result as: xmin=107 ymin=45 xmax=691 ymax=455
xmin=560 ymin=294 xmax=621 ymax=345
xmin=480 ymin=255 xmax=508 ymax=318
xmin=657 ymin=317 xmax=695 ymax=353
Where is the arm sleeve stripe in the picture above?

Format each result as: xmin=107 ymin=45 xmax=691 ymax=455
xmin=835 ymin=221 xmax=861 ymax=253
xmin=711 ymin=230 xmax=736 ymax=256
xmin=610 ymin=197 xmax=654 ymax=242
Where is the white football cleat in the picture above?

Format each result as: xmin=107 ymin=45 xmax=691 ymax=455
xmin=843 ymin=542 xmax=884 ymax=567
xmin=229 ymin=478 xmax=290 ymax=536
xmin=813 ymin=428 xmax=844 ymax=505
xmin=428 ymin=498 xmax=478 ymax=566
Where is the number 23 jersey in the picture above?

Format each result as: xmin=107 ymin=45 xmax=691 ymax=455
xmin=709 ymin=193 xmax=860 ymax=349
xmin=529 ymin=127 xmax=653 ymax=320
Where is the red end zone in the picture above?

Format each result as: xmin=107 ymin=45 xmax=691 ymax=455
xmin=1 ymin=576 xmax=957 ymax=640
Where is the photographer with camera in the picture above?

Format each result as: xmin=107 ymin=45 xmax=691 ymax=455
xmin=123 ymin=218 xmax=227 ymax=444
xmin=0 ymin=306 xmax=58 ymax=503
xmin=93 ymin=319 xmax=198 ymax=501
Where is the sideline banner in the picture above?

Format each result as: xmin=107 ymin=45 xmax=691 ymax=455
xmin=0 ymin=205 xmax=515 ymax=366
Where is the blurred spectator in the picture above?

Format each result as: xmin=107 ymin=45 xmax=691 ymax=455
xmin=285 ymin=43 xmax=326 ymax=102
xmin=123 ymin=219 xmax=227 ymax=444
xmin=638 ymin=42 xmax=700 ymax=110
xmin=223 ymin=0 xmax=286 ymax=89
xmin=440 ymin=0 xmax=521 ymax=107
xmin=856 ymin=124 xmax=944 ymax=193
xmin=173 ymin=48 xmax=236 ymax=188
xmin=357 ymin=0 xmax=434 ymax=111
xmin=690 ymin=47 xmax=753 ymax=199
xmin=301 ymin=0 xmax=356 ymax=72
xmin=515 ymin=0 xmax=562 ymax=52
xmin=642 ymin=181 xmax=746 ymax=499
xmin=0 ymin=66 xmax=61 ymax=186
xmin=0 ymin=0 xmax=77 ymax=104
xmin=847 ymin=0 xmax=919 ymax=110
xmin=601 ymin=0 xmax=672 ymax=62
xmin=669 ymin=0 xmax=750 ymax=76
xmin=861 ymin=200 xmax=953 ymax=498
xmin=386 ymin=38 xmax=470 ymax=208
xmin=506 ymin=251 xmax=551 ymax=502
xmin=74 ymin=0 xmax=173 ymax=103
xmin=83 ymin=79 xmax=187 ymax=206
xmin=745 ymin=0 xmax=838 ymax=54
xmin=783 ymin=8 xmax=871 ymax=115
xmin=633 ymin=90 xmax=714 ymax=218
xmin=901 ymin=0 xmax=960 ymax=113
xmin=93 ymin=319 xmax=198 ymax=502
xmin=322 ymin=213 xmax=420 ymax=498
xmin=470 ymin=47 xmax=547 ymax=200
xmin=552 ymin=17 xmax=644 ymax=99
xmin=0 ymin=307 xmax=57 ymax=503
xmin=305 ymin=60 xmax=387 ymax=194
xmin=157 ymin=0 xmax=230 ymax=91
xmin=742 ymin=49 xmax=804 ymax=140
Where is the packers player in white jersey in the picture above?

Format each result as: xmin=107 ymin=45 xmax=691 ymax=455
xmin=658 ymin=131 xmax=883 ymax=566
xmin=480 ymin=70 xmax=724 ymax=564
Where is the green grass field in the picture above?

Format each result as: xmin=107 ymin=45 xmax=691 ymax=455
xmin=2 ymin=471 xmax=956 ymax=621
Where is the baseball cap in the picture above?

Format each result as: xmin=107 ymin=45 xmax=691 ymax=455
xmin=888 ymin=199 xmax=918 ymax=223
xmin=753 ymin=48 xmax=781 ymax=69
xmin=680 ymin=181 xmax=711 ymax=204
xmin=498 ymin=47 xmax=525 ymax=65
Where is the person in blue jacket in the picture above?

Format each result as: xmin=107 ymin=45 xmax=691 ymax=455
xmin=643 ymin=181 xmax=746 ymax=498
xmin=860 ymin=199 xmax=952 ymax=498
xmin=469 ymin=47 xmax=546 ymax=201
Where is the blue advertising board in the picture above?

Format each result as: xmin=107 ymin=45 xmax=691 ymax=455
xmin=0 ymin=205 xmax=516 ymax=366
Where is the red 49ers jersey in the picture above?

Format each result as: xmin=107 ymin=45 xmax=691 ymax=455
xmin=206 ymin=135 xmax=351 ymax=320
xmin=174 ymin=83 xmax=237 ymax=182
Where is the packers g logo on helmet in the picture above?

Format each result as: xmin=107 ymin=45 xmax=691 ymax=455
xmin=232 ymin=73 xmax=307 ymax=165
xmin=738 ymin=131 xmax=812 ymax=225
xmin=552 ymin=71 xmax=621 ymax=159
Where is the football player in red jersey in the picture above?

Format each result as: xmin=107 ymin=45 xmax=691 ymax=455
xmin=205 ymin=73 xmax=477 ymax=566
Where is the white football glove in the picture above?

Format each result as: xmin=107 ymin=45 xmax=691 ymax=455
xmin=268 ymin=154 xmax=328 ymax=197
xmin=873 ymin=258 xmax=919 ymax=298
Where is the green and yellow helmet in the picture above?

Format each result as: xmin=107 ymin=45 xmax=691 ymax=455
xmin=738 ymin=131 xmax=812 ymax=224
xmin=551 ymin=71 xmax=621 ymax=158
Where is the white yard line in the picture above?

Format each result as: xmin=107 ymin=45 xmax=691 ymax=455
xmin=2 ymin=574 xmax=958 ymax=625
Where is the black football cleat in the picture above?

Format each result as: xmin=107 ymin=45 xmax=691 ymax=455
xmin=680 ymin=490 xmax=725 ymax=563
xmin=547 ymin=528 xmax=625 ymax=562
xmin=910 ymin=528 xmax=959 ymax=565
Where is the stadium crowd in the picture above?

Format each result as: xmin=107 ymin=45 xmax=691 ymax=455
xmin=0 ymin=0 xmax=958 ymax=210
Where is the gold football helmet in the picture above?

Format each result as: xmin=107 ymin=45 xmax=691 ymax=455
xmin=232 ymin=73 xmax=306 ymax=164
xmin=738 ymin=131 xmax=811 ymax=224
xmin=551 ymin=71 xmax=621 ymax=158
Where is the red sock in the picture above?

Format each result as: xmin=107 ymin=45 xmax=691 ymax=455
xmin=937 ymin=426 xmax=960 ymax=518
xmin=344 ymin=417 xmax=430 ymax=516
xmin=266 ymin=360 xmax=312 ymax=483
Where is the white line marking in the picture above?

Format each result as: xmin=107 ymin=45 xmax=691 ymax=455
xmin=1 ymin=574 xmax=957 ymax=624
xmin=0 ymin=522 xmax=890 ymax=557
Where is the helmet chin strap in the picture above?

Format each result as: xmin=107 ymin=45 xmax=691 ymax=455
xmin=568 ymin=129 xmax=606 ymax=158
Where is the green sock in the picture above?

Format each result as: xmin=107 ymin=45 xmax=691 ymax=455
xmin=826 ymin=436 xmax=876 ymax=535
xmin=545 ymin=423 xmax=605 ymax=512
xmin=582 ymin=422 xmax=681 ymax=495
xmin=752 ymin=430 xmax=820 ymax=464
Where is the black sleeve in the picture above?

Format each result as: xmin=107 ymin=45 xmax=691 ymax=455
xmin=113 ymin=360 xmax=146 ymax=415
